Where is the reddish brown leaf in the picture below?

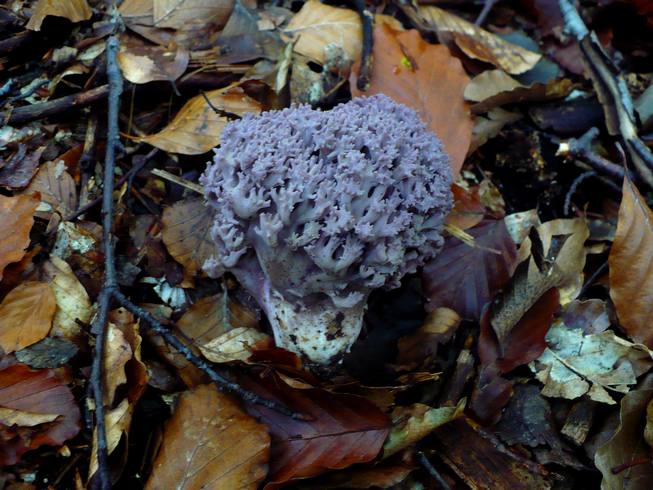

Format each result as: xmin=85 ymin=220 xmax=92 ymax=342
xmin=241 ymin=371 xmax=390 ymax=488
xmin=609 ymin=177 xmax=653 ymax=348
xmin=146 ymin=384 xmax=269 ymax=490
xmin=0 ymin=194 xmax=39 ymax=282
xmin=479 ymin=287 xmax=560 ymax=374
xmin=423 ymin=219 xmax=518 ymax=320
xmin=350 ymin=24 xmax=473 ymax=176
xmin=469 ymin=365 xmax=514 ymax=426
xmin=446 ymin=183 xmax=486 ymax=230
xmin=0 ymin=282 xmax=56 ymax=354
xmin=0 ymin=364 xmax=81 ymax=466
xmin=117 ymin=32 xmax=189 ymax=84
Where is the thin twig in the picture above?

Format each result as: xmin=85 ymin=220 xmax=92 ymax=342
xmin=558 ymin=128 xmax=627 ymax=182
xmin=200 ymin=90 xmax=241 ymax=120
xmin=353 ymin=0 xmax=374 ymax=91
xmin=150 ymin=168 xmax=204 ymax=195
xmin=475 ymin=0 xmax=498 ymax=26
xmin=416 ymin=451 xmax=452 ymax=490
xmin=564 ymin=170 xmax=596 ymax=216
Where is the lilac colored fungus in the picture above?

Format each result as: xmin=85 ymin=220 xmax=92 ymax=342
xmin=201 ymin=94 xmax=452 ymax=364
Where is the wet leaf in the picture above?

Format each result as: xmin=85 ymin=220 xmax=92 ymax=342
xmin=423 ymin=219 xmax=518 ymax=320
xmin=0 ymin=282 xmax=55 ymax=354
xmin=0 ymin=194 xmax=39 ymax=282
xmin=350 ymin=25 xmax=473 ymax=176
xmin=146 ymin=384 xmax=270 ymax=490
xmin=609 ymin=177 xmax=653 ymax=348
xmin=0 ymin=364 xmax=81 ymax=466
xmin=41 ymin=256 xmax=93 ymax=339
xmin=141 ymin=86 xmax=261 ymax=154
xmin=242 ymin=371 xmax=389 ymax=488
xmin=595 ymin=389 xmax=653 ymax=489
xmin=26 ymin=0 xmax=92 ymax=31
xmin=161 ymin=197 xmax=214 ymax=276
xmin=404 ymin=5 xmax=541 ymax=74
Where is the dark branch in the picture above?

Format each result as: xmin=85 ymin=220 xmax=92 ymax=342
xmin=353 ymin=0 xmax=374 ymax=91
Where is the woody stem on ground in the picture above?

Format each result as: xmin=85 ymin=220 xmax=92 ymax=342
xmin=353 ymin=0 xmax=374 ymax=91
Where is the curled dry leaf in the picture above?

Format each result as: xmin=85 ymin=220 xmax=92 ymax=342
xmin=423 ymin=219 xmax=518 ymax=320
xmin=609 ymin=178 xmax=653 ymax=348
xmin=350 ymin=25 xmax=473 ymax=176
xmin=532 ymin=318 xmax=653 ymax=404
xmin=153 ymin=0 xmax=234 ymax=30
xmin=0 ymin=282 xmax=56 ymax=354
xmin=146 ymin=384 xmax=270 ymax=490
xmin=41 ymin=256 xmax=92 ymax=339
xmin=199 ymin=327 xmax=271 ymax=363
xmin=242 ymin=371 xmax=389 ymax=488
xmin=161 ymin=197 xmax=214 ymax=276
xmin=594 ymin=388 xmax=653 ymax=489
xmin=0 ymin=193 xmax=38 ymax=281
xmin=404 ymin=5 xmax=541 ymax=74
xmin=141 ymin=86 xmax=261 ymax=155
xmin=382 ymin=402 xmax=463 ymax=458
xmin=26 ymin=0 xmax=92 ymax=31
xmin=0 ymin=145 xmax=44 ymax=190
xmin=0 ymin=364 xmax=81 ymax=466
xmin=117 ymin=33 xmax=189 ymax=84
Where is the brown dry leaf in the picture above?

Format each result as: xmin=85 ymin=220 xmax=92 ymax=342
xmin=26 ymin=0 xmax=92 ymax=31
xmin=24 ymin=160 xmax=77 ymax=219
xmin=351 ymin=25 xmax=473 ymax=176
xmin=470 ymin=108 xmax=522 ymax=153
xmin=146 ymin=384 xmax=270 ymax=490
xmin=464 ymin=69 xmax=524 ymax=102
xmin=141 ymin=86 xmax=261 ymax=154
xmin=0 ymin=282 xmax=56 ymax=354
xmin=153 ymin=0 xmax=234 ymax=30
xmin=609 ymin=178 xmax=653 ymax=348
xmin=41 ymin=256 xmax=93 ymax=339
xmin=117 ymin=33 xmax=189 ymax=84
xmin=595 ymin=389 xmax=653 ymax=489
xmin=89 ymin=399 xmax=132 ymax=479
xmin=405 ymin=5 xmax=541 ymax=74
xmin=161 ymin=197 xmax=214 ymax=275
xmin=199 ymin=327 xmax=271 ymax=363
xmin=0 ymin=194 xmax=39 ymax=282
xmin=0 ymin=145 xmax=44 ymax=190
xmin=103 ymin=324 xmax=132 ymax=406
xmin=0 ymin=364 xmax=81 ymax=466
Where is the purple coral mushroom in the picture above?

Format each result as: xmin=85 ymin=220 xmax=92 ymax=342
xmin=201 ymin=94 xmax=452 ymax=364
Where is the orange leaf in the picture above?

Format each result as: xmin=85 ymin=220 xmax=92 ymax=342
xmin=161 ymin=197 xmax=214 ymax=275
xmin=0 ymin=194 xmax=39 ymax=281
xmin=350 ymin=25 xmax=473 ymax=176
xmin=0 ymin=282 xmax=56 ymax=354
xmin=609 ymin=178 xmax=653 ymax=348
xmin=146 ymin=384 xmax=270 ymax=489
xmin=0 ymin=364 xmax=81 ymax=466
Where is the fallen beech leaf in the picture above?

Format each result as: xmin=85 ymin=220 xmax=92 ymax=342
xmin=464 ymin=69 xmax=524 ymax=102
xmin=199 ymin=327 xmax=271 ymax=363
xmin=0 ymin=364 xmax=81 ymax=466
xmin=285 ymin=0 xmax=360 ymax=64
xmin=0 ymin=407 xmax=59 ymax=427
xmin=117 ymin=32 xmax=189 ymax=84
xmin=404 ymin=5 xmax=541 ymax=74
xmin=153 ymin=0 xmax=234 ymax=30
xmin=382 ymin=402 xmax=462 ymax=458
xmin=24 ymin=160 xmax=77 ymax=219
xmin=89 ymin=399 xmax=131 ymax=480
xmin=532 ymin=318 xmax=652 ymax=404
xmin=0 ymin=194 xmax=39 ymax=281
xmin=242 ymin=371 xmax=389 ymax=488
xmin=350 ymin=25 xmax=473 ymax=176
xmin=423 ymin=219 xmax=518 ymax=320
xmin=0 ymin=282 xmax=56 ymax=354
xmin=161 ymin=197 xmax=214 ymax=275
xmin=103 ymin=324 xmax=132 ymax=406
xmin=315 ymin=461 xmax=415 ymax=489
xmin=470 ymin=78 xmax=574 ymax=115
xmin=595 ymin=388 xmax=653 ymax=489
xmin=26 ymin=0 xmax=92 ymax=31
xmin=470 ymin=108 xmax=522 ymax=153
xmin=609 ymin=178 xmax=653 ymax=348
xmin=446 ymin=183 xmax=486 ymax=230
xmin=146 ymin=384 xmax=270 ymax=490
xmin=41 ymin=256 xmax=93 ymax=339
xmin=141 ymin=87 xmax=261 ymax=155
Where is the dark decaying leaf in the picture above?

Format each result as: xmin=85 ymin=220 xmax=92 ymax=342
xmin=0 ymin=145 xmax=43 ymax=189
xmin=423 ymin=219 xmax=518 ymax=320
xmin=0 ymin=363 xmax=81 ymax=466
xmin=241 ymin=370 xmax=390 ymax=488
xmin=432 ymin=417 xmax=551 ymax=489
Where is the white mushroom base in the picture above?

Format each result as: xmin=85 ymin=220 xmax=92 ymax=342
xmin=261 ymin=288 xmax=366 ymax=365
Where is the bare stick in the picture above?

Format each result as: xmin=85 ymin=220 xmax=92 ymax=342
xmin=353 ymin=0 xmax=374 ymax=91
xmin=416 ymin=451 xmax=452 ymax=490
